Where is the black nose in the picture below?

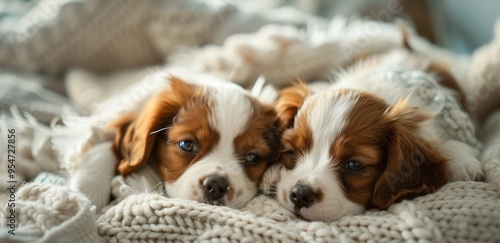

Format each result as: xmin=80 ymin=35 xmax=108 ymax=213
xmin=290 ymin=184 xmax=316 ymax=209
xmin=202 ymin=175 xmax=229 ymax=201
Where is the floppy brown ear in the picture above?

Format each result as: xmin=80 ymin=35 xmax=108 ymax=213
xmin=108 ymin=112 xmax=137 ymax=163
xmin=275 ymin=82 xmax=311 ymax=129
xmin=108 ymin=76 xmax=195 ymax=177
xmin=370 ymin=99 xmax=449 ymax=209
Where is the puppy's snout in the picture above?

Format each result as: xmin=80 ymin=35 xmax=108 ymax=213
xmin=202 ymin=175 xmax=229 ymax=201
xmin=290 ymin=184 xmax=316 ymax=209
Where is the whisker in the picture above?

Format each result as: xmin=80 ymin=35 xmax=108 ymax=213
xmin=228 ymin=199 xmax=246 ymax=208
xmin=150 ymin=181 xmax=167 ymax=193
xmin=259 ymin=185 xmax=277 ymax=197
xmin=172 ymin=115 xmax=179 ymax=127
xmin=185 ymin=150 xmax=207 ymax=168
xmin=197 ymin=150 xmax=207 ymax=157
xmin=150 ymin=126 xmax=173 ymax=135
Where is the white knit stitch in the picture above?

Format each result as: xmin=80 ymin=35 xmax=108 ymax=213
xmin=80 ymin=176 xmax=500 ymax=243
xmin=385 ymin=69 xmax=482 ymax=154
xmin=0 ymin=184 xmax=99 ymax=242
xmin=480 ymin=111 xmax=500 ymax=192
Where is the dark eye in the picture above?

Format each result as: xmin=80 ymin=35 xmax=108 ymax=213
xmin=178 ymin=140 xmax=199 ymax=153
xmin=283 ymin=150 xmax=296 ymax=157
xmin=281 ymin=150 xmax=297 ymax=170
xmin=245 ymin=152 xmax=262 ymax=166
xmin=345 ymin=160 xmax=365 ymax=171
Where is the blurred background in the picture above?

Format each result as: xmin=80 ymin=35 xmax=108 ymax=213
xmin=0 ymin=0 xmax=499 ymax=124
xmin=249 ymin=0 xmax=499 ymax=53
xmin=1 ymin=0 xmax=499 ymax=72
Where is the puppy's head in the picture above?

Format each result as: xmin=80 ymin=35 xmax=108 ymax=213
xmin=274 ymin=84 xmax=449 ymax=221
xmin=110 ymin=76 xmax=281 ymax=208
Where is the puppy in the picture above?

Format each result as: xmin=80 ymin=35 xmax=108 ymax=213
xmin=271 ymin=49 xmax=483 ymax=221
xmin=109 ymin=76 xmax=281 ymax=208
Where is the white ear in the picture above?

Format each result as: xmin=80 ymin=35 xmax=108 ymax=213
xmin=259 ymin=163 xmax=285 ymax=197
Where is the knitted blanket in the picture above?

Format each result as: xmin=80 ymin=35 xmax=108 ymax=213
xmin=1 ymin=3 xmax=500 ymax=242
xmin=6 ymin=180 xmax=498 ymax=242
xmin=1 ymin=123 xmax=499 ymax=242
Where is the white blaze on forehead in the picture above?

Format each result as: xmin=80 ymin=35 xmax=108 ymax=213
xmin=299 ymin=91 xmax=358 ymax=175
xmin=206 ymin=85 xmax=254 ymax=163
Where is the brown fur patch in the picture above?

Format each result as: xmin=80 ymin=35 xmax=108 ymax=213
xmin=275 ymin=83 xmax=315 ymax=170
xmin=153 ymin=85 xmax=220 ymax=182
xmin=226 ymin=186 xmax=235 ymax=204
xmin=329 ymin=91 xmax=391 ymax=207
xmin=236 ymin=190 xmax=243 ymax=199
xmin=315 ymin=188 xmax=324 ymax=203
xmin=370 ymin=97 xmax=449 ymax=209
xmin=234 ymin=100 xmax=281 ymax=184
xmin=282 ymin=189 xmax=288 ymax=204
xmin=275 ymin=82 xmax=312 ymax=129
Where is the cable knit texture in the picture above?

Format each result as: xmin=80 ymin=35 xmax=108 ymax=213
xmin=0 ymin=183 xmax=100 ymax=242
xmin=89 ymin=181 xmax=498 ymax=242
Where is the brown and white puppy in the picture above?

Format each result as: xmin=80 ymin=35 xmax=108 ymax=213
xmin=271 ymin=50 xmax=483 ymax=221
xmin=108 ymin=75 xmax=281 ymax=208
